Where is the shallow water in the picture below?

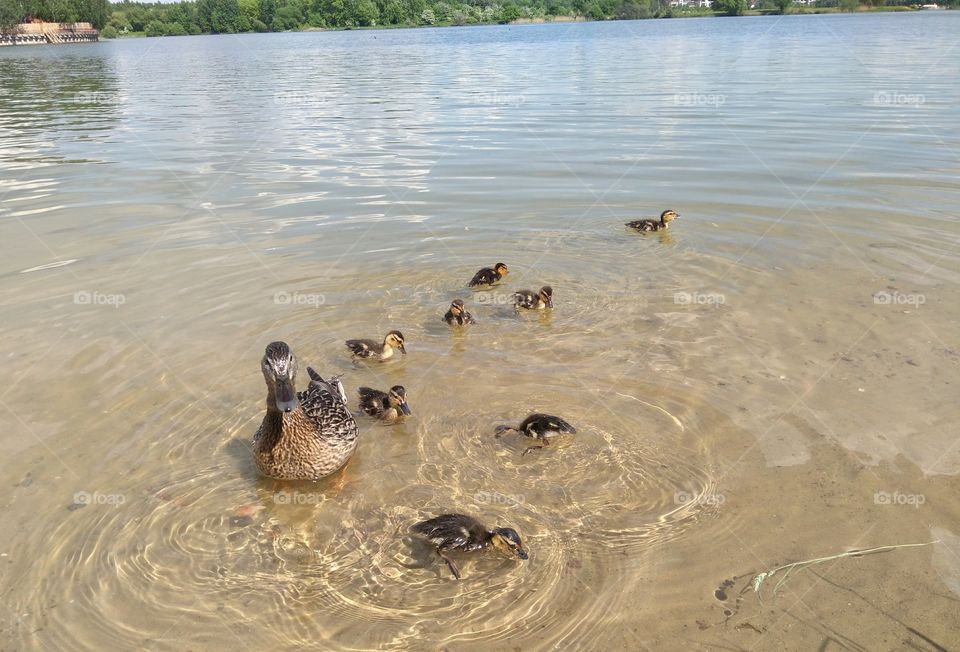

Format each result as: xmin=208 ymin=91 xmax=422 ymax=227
xmin=1 ymin=14 xmax=960 ymax=651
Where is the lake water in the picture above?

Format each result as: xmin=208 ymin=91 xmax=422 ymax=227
xmin=1 ymin=13 xmax=959 ymax=650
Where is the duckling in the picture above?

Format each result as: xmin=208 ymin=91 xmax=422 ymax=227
xmin=514 ymin=286 xmax=553 ymax=311
xmin=358 ymin=385 xmax=411 ymax=420
xmin=345 ymin=330 xmax=406 ymax=361
xmin=626 ymin=209 xmax=680 ymax=232
xmin=252 ymin=341 xmax=359 ymax=480
xmin=410 ymin=513 xmax=528 ymax=579
xmin=495 ymin=413 xmax=576 ymax=455
xmin=443 ymin=299 xmax=476 ymax=326
xmin=468 ymin=262 xmax=509 ymax=287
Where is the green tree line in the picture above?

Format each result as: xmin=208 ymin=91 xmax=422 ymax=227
xmin=105 ymin=0 xmax=683 ymax=37
xmin=0 ymin=0 xmax=111 ymax=29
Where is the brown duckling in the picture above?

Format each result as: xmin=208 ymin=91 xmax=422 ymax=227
xmin=495 ymin=413 xmax=576 ymax=455
xmin=345 ymin=330 xmax=406 ymax=361
xmin=626 ymin=209 xmax=679 ymax=232
xmin=411 ymin=513 xmax=528 ymax=579
xmin=514 ymin=286 xmax=553 ymax=311
xmin=444 ymin=299 xmax=476 ymax=326
xmin=468 ymin=262 xmax=508 ymax=287
xmin=358 ymin=385 xmax=411 ymax=420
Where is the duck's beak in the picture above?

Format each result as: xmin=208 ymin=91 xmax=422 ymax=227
xmin=275 ymin=378 xmax=298 ymax=413
xmin=545 ymin=297 xmax=554 ymax=309
xmin=400 ymin=401 xmax=412 ymax=416
xmin=399 ymin=343 xmax=407 ymax=355
xmin=515 ymin=547 xmax=529 ymax=560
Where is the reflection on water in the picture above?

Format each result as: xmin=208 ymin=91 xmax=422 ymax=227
xmin=1 ymin=13 xmax=960 ymax=651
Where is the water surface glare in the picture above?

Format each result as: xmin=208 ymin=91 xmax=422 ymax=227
xmin=1 ymin=14 xmax=960 ymax=651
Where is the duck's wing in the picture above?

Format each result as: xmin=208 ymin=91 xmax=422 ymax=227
xmin=307 ymin=367 xmax=348 ymax=405
xmin=514 ymin=290 xmax=535 ymax=308
xmin=411 ymin=514 xmax=484 ymax=548
xmin=298 ymin=372 xmax=359 ymax=442
xmin=357 ymin=386 xmax=389 ymax=415
xmin=468 ymin=268 xmax=494 ymax=286
xmin=345 ymin=339 xmax=378 ymax=357
xmin=626 ymin=219 xmax=658 ymax=232
xmin=523 ymin=413 xmax=577 ymax=436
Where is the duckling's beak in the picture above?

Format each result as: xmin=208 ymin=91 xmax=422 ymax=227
xmin=399 ymin=343 xmax=407 ymax=355
xmin=400 ymin=401 xmax=412 ymax=416
xmin=515 ymin=547 xmax=529 ymax=560
xmin=275 ymin=378 xmax=297 ymax=413
xmin=545 ymin=297 xmax=554 ymax=309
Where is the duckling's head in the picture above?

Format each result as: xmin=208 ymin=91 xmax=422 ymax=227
xmin=494 ymin=262 xmax=509 ymax=276
xmin=538 ymin=286 xmax=554 ymax=308
xmin=490 ymin=527 xmax=528 ymax=560
xmin=388 ymin=385 xmax=412 ymax=415
xmin=385 ymin=330 xmax=406 ymax=354
xmin=262 ymin=341 xmax=299 ymax=413
xmin=449 ymin=299 xmax=466 ymax=316
xmin=661 ymin=210 xmax=679 ymax=224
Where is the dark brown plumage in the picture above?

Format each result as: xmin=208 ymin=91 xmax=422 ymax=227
xmin=626 ymin=209 xmax=679 ymax=232
xmin=443 ymin=299 xmax=476 ymax=326
xmin=411 ymin=513 xmax=528 ymax=579
xmin=468 ymin=262 xmax=508 ymax=287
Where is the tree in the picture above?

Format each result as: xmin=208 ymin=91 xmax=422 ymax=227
xmin=774 ymin=0 xmax=790 ymax=12
xmin=713 ymin=0 xmax=745 ymax=14
xmin=352 ymin=0 xmax=378 ymax=24
xmin=259 ymin=0 xmax=276 ymax=24
xmin=0 ymin=0 xmax=23 ymax=30
xmin=99 ymin=23 xmax=117 ymax=36
xmin=144 ymin=18 xmax=165 ymax=35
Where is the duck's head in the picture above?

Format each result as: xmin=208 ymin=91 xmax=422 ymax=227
xmin=385 ymin=330 xmax=406 ymax=354
xmin=494 ymin=262 xmax=509 ymax=277
xmin=661 ymin=210 xmax=679 ymax=224
xmin=388 ymin=385 xmax=412 ymax=415
xmin=538 ymin=286 xmax=554 ymax=308
xmin=262 ymin=341 xmax=299 ymax=413
xmin=490 ymin=527 xmax=528 ymax=560
xmin=448 ymin=299 xmax=466 ymax=316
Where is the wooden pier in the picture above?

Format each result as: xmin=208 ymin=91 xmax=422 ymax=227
xmin=0 ymin=21 xmax=99 ymax=46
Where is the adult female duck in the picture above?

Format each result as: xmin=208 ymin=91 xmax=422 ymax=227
xmin=252 ymin=341 xmax=359 ymax=480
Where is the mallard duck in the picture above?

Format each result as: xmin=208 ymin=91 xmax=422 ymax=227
xmin=495 ymin=413 xmax=576 ymax=455
xmin=626 ymin=209 xmax=679 ymax=232
xmin=345 ymin=330 xmax=406 ymax=361
xmin=411 ymin=513 xmax=528 ymax=579
xmin=252 ymin=341 xmax=359 ymax=480
xmin=468 ymin=262 xmax=508 ymax=287
xmin=514 ymin=286 xmax=553 ymax=311
xmin=358 ymin=385 xmax=411 ymax=420
xmin=443 ymin=299 xmax=476 ymax=326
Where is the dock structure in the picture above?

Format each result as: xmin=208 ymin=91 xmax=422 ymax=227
xmin=0 ymin=21 xmax=99 ymax=46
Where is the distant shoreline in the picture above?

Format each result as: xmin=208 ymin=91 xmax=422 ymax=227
xmin=107 ymin=6 xmax=937 ymax=40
